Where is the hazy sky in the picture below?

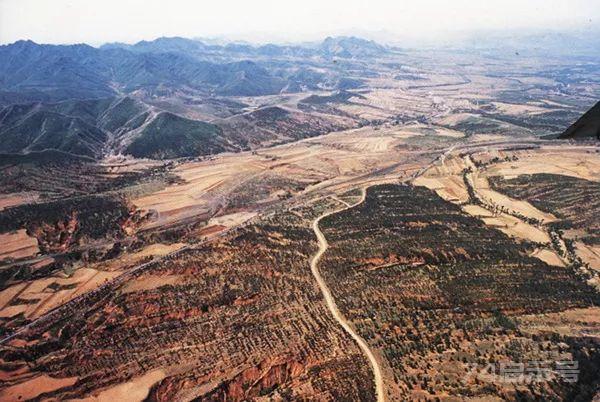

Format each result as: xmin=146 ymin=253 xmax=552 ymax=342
xmin=1 ymin=0 xmax=599 ymax=45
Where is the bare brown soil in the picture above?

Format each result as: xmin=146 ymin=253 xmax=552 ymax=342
xmin=0 ymin=230 xmax=39 ymax=261
xmin=0 ymin=374 xmax=77 ymax=401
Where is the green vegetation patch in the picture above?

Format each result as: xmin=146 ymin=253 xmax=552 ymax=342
xmin=125 ymin=112 xmax=230 ymax=159
xmin=319 ymin=184 xmax=599 ymax=400
xmin=0 ymin=195 xmax=136 ymax=252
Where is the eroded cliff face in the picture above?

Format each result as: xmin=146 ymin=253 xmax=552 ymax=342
xmin=27 ymin=204 xmax=147 ymax=253
xmin=147 ymin=356 xmax=308 ymax=401
xmin=28 ymin=211 xmax=79 ymax=253
xmin=1 ymin=195 xmax=147 ymax=255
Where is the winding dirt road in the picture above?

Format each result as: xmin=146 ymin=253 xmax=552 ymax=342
xmin=310 ymin=187 xmax=386 ymax=402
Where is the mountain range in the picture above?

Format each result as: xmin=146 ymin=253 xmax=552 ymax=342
xmin=2 ymin=33 xmax=595 ymax=163
xmin=0 ymin=36 xmax=387 ymax=159
xmin=0 ymin=36 xmax=388 ymax=105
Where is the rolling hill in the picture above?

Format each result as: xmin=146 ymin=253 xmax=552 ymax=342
xmin=0 ymin=97 xmax=151 ymax=157
xmin=125 ymin=112 xmax=232 ymax=159
xmin=0 ymin=105 xmax=108 ymax=157
xmin=0 ymin=97 xmax=356 ymax=159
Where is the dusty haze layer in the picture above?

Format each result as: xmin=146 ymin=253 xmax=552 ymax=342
xmin=1 ymin=0 xmax=599 ymax=45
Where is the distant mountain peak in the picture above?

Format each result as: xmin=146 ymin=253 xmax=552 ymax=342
xmin=319 ymin=36 xmax=388 ymax=58
xmin=2 ymin=39 xmax=38 ymax=50
xmin=13 ymin=39 xmax=37 ymax=46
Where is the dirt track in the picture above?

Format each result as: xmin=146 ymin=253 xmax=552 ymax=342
xmin=310 ymin=187 xmax=386 ymax=402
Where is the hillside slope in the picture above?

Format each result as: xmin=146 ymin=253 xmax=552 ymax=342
xmin=217 ymin=106 xmax=355 ymax=148
xmin=125 ymin=112 xmax=233 ymax=159
xmin=0 ymin=107 xmax=108 ymax=157
xmin=0 ymin=97 xmax=151 ymax=157
xmin=560 ymin=101 xmax=600 ymax=139
xmin=0 ymin=98 xmax=354 ymax=159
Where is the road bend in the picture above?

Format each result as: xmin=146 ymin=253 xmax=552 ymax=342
xmin=310 ymin=188 xmax=386 ymax=402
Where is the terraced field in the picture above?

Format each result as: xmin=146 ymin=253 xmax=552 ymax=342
xmin=489 ymin=174 xmax=600 ymax=245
